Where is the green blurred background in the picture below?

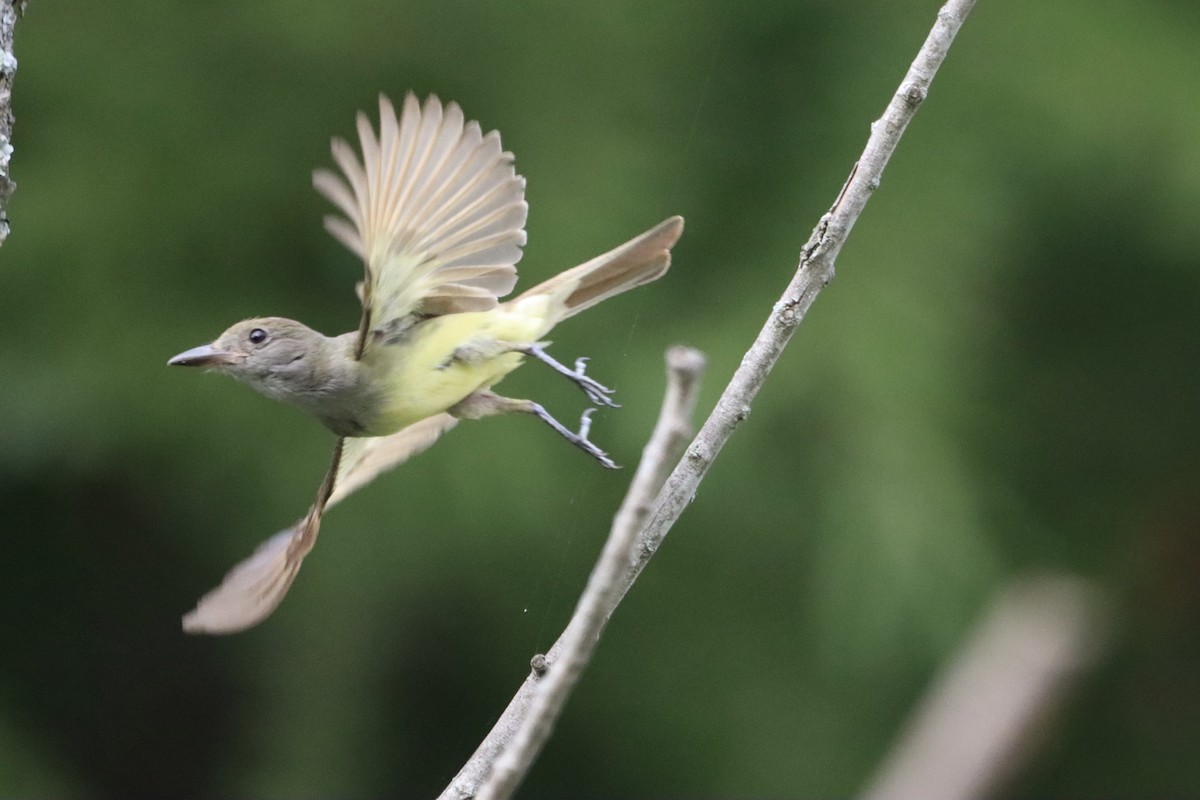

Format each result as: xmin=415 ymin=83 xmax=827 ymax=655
xmin=2 ymin=0 xmax=1198 ymax=796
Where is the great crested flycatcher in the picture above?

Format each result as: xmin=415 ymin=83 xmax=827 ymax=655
xmin=169 ymin=94 xmax=683 ymax=634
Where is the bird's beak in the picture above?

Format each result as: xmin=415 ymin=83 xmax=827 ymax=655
xmin=167 ymin=343 xmax=241 ymax=367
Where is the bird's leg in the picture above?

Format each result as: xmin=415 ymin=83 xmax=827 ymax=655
xmin=449 ymin=391 xmax=619 ymax=469
xmin=518 ymin=344 xmax=620 ymax=409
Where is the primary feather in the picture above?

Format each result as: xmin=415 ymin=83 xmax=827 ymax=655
xmin=313 ymin=94 xmax=528 ymax=351
xmin=182 ymin=416 xmax=459 ymax=634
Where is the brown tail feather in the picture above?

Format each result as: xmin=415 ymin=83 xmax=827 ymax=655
xmin=513 ymin=216 xmax=683 ymax=321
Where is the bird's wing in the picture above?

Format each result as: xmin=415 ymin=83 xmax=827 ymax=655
xmin=313 ymin=94 xmax=527 ymax=357
xmin=182 ymin=414 xmax=459 ymax=634
xmin=326 ymin=413 xmax=459 ymax=509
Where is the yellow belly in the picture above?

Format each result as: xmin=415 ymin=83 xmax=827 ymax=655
xmin=359 ymin=302 xmax=552 ymax=435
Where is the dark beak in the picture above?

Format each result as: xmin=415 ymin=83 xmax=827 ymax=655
xmin=167 ymin=343 xmax=240 ymax=367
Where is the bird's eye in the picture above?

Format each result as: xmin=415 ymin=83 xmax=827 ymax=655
xmin=248 ymin=328 xmax=269 ymax=345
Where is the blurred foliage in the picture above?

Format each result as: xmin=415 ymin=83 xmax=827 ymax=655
xmin=2 ymin=0 xmax=1198 ymax=796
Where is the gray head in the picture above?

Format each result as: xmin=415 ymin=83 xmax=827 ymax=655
xmin=168 ymin=317 xmax=331 ymax=403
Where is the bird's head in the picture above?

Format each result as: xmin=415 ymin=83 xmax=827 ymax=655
xmin=168 ymin=317 xmax=330 ymax=400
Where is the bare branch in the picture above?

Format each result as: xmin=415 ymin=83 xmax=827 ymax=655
xmin=443 ymin=0 xmax=978 ymax=795
xmin=0 ymin=0 xmax=25 ymax=246
xmin=445 ymin=347 xmax=706 ymax=800
xmin=634 ymin=0 xmax=978 ymax=591
xmin=859 ymin=576 xmax=1109 ymax=800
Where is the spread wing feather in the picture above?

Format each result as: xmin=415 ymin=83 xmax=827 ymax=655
xmin=313 ymin=94 xmax=527 ymax=356
xmin=182 ymin=414 xmax=459 ymax=634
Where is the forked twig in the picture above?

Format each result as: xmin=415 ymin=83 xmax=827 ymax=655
xmin=443 ymin=0 xmax=979 ymax=796
xmin=446 ymin=347 xmax=705 ymax=800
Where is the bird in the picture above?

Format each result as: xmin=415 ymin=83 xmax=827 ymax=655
xmin=168 ymin=93 xmax=684 ymax=634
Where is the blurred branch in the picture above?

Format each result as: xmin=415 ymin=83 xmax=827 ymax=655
xmin=0 ymin=0 xmax=25 ymax=246
xmin=859 ymin=576 xmax=1110 ymax=800
xmin=444 ymin=347 xmax=706 ymax=800
xmin=444 ymin=0 xmax=977 ymax=795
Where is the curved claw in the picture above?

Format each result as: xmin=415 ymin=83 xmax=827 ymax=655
xmin=576 ymin=409 xmax=619 ymax=469
xmin=578 ymin=375 xmax=621 ymax=409
xmin=569 ymin=357 xmax=620 ymax=408
xmin=579 ymin=407 xmax=596 ymax=439
xmin=523 ymin=344 xmax=621 ymax=409
xmin=520 ymin=401 xmax=620 ymax=469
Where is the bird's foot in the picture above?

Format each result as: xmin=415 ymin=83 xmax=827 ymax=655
xmin=522 ymin=345 xmax=620 ymax=408
xmin=531 ymin=404 xmax=619 ymax=469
